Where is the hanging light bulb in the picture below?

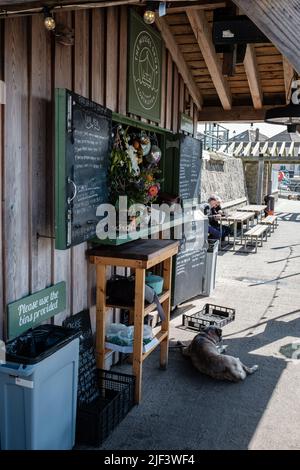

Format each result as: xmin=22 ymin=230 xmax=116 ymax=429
xmin=43 ymin=7 xmax=56 ymax=31
xmin=143 ymin=3 xmax=155 ymax=25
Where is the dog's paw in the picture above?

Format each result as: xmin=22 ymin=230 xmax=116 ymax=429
xmin=251 ymin=365 xmax=259 ymax=373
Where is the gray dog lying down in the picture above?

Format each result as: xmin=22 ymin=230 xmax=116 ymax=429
xmin=181 ymin=326 xmax=259 ymax=382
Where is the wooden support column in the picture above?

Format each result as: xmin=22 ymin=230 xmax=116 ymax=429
xmin=96 ymin=264 xmax=107 ymax=369
xmin=160 ymin=257 xmax=172 ymax=370
xmin=133 ymin=268 xmax=145 ymax=403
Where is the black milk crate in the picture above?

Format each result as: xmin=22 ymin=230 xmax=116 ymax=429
xmin=76 ymin=369 xmax=135 ymax=447
xmin=182 ymin=304 xmax=235 ymax=331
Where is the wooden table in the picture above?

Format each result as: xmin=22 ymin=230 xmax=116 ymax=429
xmin=224 ymin=211 xmax=256 ymax=250
xmin=237 ymin=205 xmax=267 ymax=221
xmin=88 ymin=239 xmax=179 ymax=404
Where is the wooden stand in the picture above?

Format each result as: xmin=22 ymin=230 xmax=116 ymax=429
xmin=88 ymin=239 xmax=179 ymax=403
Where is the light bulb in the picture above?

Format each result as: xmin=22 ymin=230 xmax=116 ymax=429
xmin=44 ymin=15 xmax=56 ymax=31
xmin=143 ymin=10 xmax=155 ymax=24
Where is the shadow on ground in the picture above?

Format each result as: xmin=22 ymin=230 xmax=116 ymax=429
xmin=99 ymin=312 xmax=299 ymax=450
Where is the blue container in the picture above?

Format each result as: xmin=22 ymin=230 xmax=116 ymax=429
xmin=0 ymin=325 xmax=79 ymax=450
xmin=145 ymin=273 xmax=164 ymax=295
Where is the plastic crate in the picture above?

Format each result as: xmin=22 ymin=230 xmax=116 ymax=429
xmin=76 ymin=369 xmax=135 ymax=447
xmin=182 ymin=304 xmax=235 ymax=331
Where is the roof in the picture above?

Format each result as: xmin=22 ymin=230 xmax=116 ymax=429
xmin=268 ymin=130 xmax=300 ymax=142
xmin=229 ymin=129 xmax=269 ymax=142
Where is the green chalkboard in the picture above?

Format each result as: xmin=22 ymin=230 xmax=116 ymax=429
xmin=55 ymin=89 xmax=112 ymax=250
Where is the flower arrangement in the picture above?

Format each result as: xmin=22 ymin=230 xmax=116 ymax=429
xmin=109 ymin=125 xmax=162 ymax=208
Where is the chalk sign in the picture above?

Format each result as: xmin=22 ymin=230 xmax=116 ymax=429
xmin=63 ymin=310 xmax=99 ymax=406
xmin=7 ymin=282 xmax=66 ymax=339
xmin=55 ymin=88 xmax=112 ymax=250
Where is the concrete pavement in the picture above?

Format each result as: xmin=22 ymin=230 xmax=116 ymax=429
xmin=101 ymin=199 xmax=300 ymax=450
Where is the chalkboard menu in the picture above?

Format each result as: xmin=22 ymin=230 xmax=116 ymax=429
xmin=172 ymin=216 xmax=208 ymax=306
xmin=55 ymin=88 xmax=112 ymax=250
xmin=171 ymin=135 xmax=206 ymax=306
xmin=63 ymin=310 xmax=99 ymax=406
xmin=179 ymin=135 xmax=202 ymax=200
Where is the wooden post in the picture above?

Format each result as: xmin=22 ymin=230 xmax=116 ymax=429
xmin=133 ymin=268 xmax=145 ymax=403
xmin=160 ymin=257 xmax=172 ymax=370
xmin=96 ymin=264 xmax=107 ymax=369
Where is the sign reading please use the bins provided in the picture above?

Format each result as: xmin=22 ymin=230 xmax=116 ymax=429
xmin=7 ymin=282 xmax=66 ymax=339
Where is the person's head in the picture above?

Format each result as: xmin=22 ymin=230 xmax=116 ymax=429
xmin=208 ymin=195 xmax=218 ymax=208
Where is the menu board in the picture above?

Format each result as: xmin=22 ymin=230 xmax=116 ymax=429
xmin=63 ymin=310 xmax=99 ymax=406
xmin=55 ymin=88 xmax=112 ymax=250
xmin=179 ymin=135 xmax=202 ymax=201
xmin=172 ymin=136 xmax=206 ymax=306
xmin=172 ymin=216 xmax=208 ymax=307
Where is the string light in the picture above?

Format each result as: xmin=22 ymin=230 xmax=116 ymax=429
xmin=43 ymin=6 xmax=56 ymax=31
xmin=143 ymin=2 xmax=155 ymax=24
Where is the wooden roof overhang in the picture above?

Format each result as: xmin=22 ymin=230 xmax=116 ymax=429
xmin=0 ymin=0 xmax=299 ymax=123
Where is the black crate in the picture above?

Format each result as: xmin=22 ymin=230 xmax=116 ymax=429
xmin=76 ymin=369 xmax=135 ymax=447
xmin=182 ymin=304 xmax=235 ymax=331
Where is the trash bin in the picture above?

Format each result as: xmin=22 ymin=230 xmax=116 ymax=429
xmin=203 ymin=240 xmax=219 ymax=296
xmin=264 ymin=194 xmax=275 ymax=215
xmin=0 ymin=324 xmax=80 ymax=450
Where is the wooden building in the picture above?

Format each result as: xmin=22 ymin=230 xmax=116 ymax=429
xmin=0 ymin=0 xmax=300 ymax=340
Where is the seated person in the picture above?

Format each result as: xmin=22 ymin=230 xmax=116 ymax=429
xmin=202 ymin=195 xmax=230 ymax=241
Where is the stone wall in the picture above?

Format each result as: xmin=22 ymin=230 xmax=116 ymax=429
xmin=200 ymin=152 xmax=248 ymax=203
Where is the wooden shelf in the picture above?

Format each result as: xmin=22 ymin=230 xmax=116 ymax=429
xmin=106 ymin=290 xmax=170 ymax=316
xmin=142 ymin=331 xmax=168 ymax=361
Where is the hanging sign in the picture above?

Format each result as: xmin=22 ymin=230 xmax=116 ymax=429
xmin=128 ymin=9 xmax=162 ymax=122
xmin=180 ymin=113 xmax=194 ymax=134
xmin=7 ymin=282 xmax=66 ymax=339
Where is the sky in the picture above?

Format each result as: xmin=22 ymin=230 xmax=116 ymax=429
xmin=197 ymin=123 xmax=287 ymax=139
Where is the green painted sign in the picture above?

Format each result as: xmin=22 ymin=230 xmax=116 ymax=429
xmin=180 ymin=113 xmax=194 ymax=134
xmin=128 ymin=9 xmax=162 ymax=122
xmin=7 ymin=282 xmax=66 ymax=339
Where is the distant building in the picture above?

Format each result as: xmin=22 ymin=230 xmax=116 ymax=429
xmin=228 ymin=128 xmax=268 ymax=143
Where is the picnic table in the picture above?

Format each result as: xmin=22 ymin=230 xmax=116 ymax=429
xmin=221 ymin=211 xmax=256 ymax=250
xmin=237 ymin=205 xmax=267 ymax=221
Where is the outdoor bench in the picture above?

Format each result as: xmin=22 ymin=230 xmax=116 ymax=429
xmin=244 ymin=224 xmax=269 ymax=253
xmin=260 ymin=215 xmax=278 ymax=232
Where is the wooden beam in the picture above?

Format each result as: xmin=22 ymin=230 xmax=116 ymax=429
xmin=282 ymin=56 xmax=295 ymax=103
xmin=198 ymin=105 xmax=283 ymax=122
xmin=232 ymin=0 xmax=300 ymax=74
xmin=155 ymin=15 xmax=203 ymax=110
xmin=186 ymin=9 xmax=232 ymax=110
xmin=243 ymin=44 xmax=263 ymax=109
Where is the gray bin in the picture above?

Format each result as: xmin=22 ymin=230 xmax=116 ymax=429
xmin=0 ymin=325 xmax=79 ymax=450
xmin=203 ymin=240 xmax=219 ymax=296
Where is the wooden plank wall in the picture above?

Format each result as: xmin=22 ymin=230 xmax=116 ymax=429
xmin=0 ymin=7 xmax=197 ymax=340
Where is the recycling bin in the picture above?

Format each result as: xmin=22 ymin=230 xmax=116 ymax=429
xmin=0 ymin=324 xmax=79 ymax=450
xmin=203 ymin=239 xmax=219 ymax=296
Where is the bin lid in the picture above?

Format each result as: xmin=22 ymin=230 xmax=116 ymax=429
xmin=5 ymin=324 xmax=80 ymax=365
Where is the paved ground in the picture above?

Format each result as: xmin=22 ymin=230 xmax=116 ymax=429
xmin=100 ymin=199 xmax=300 ymax=450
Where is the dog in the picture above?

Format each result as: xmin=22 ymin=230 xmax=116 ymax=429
xmin=181 ymin=326 xmax=258 ymax=382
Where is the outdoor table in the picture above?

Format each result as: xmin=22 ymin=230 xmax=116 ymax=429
xmin=237 ymin=205 xmax=267 ymax=221
xmin=223 ymin=211 xmax=256 ymax=250
xmin=88 ymin=239 xmax=179 ymax=404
